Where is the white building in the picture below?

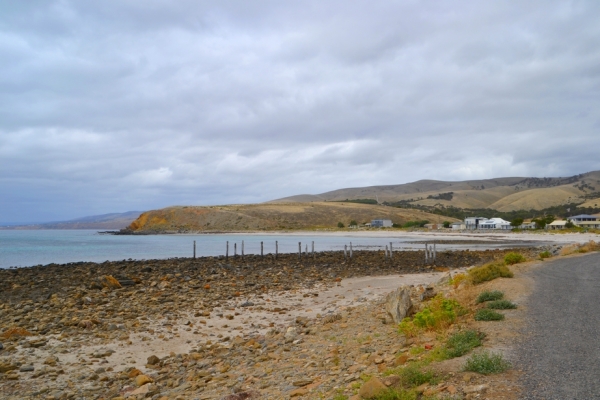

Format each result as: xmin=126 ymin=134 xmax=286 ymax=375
xmin=477 ymin=218 xmax=512 ymax=230
xmin=451 ymin=222 xmax=466 ymax=230
xmin=371 ymin=219 xmax=393 ymax=228
xmin=464 ymin=217 xmax=487 ymax=230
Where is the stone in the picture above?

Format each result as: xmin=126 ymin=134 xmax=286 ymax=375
xmin=290 ymin=388 xmax=308 ymax=397
xmin=19 ymin=365 xmax=35 ymax=372
xmin=385 ymin=286 xmax=413 ymax=323
xmin=98 ymin=275 xmax=122 ymax=289
xmin=292 ymin=379 xmax=313 ymax=387
xmin=284 ymin=327 xmax=298 ymax=342
xmin=147 ymin=355 xmax=160 ymax=365
xmin=358 ymin=377 xmax=388 ymax=399
xmin=0 ymin=342 xmax=4 ymax=350
xmin=0 ymin=362 xmax=17 ymax=373
xmin=135 ymin=374 xmax=153 ymax=386
xmin=382 ymin=375 xmax=400 ymax=387
xmin=464 ymin=384 xmax=489 ymax=394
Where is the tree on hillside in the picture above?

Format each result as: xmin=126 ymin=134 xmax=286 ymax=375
xmin=443 ymin=221 xmax=451 ymax=228
xmin=349 ymin=220 xmax=358 ymax=227
xmin=337 ymin=222 xmax=345 ymax=228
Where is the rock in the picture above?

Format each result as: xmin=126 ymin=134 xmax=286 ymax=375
xmin=420 ymin=287 xmax=436 ymax=301
xmin=359 ymin=377 xmax=388 ymax=399
xmin=0 ymin=342 xmax=3 ymax=350
xmin=135 ymin=374 xmax=153 ymax=386
xmin=98 ymin=275 xmax=122 ymax=289
xmin=385 ymin=286 xmax=413 ymax=323
xmin=147 ymin=355 xmax=160 ymax=365
xmin=464 ymin=384 xmax=489 ymax=394
xmin=126 ymin=383 xmax=154 ymax=397
xmin=19 ymin=365 xmax=34 ymax=372
xmin=292 ymin=379 xmax=313 ymax=387
xmin=289 ymin=388 xmax=308 ymax=397
xmin=284 ymin=327 xmax=298 ymax=343
xmin=323 ymin=313 xmax=342 ymax=324
xmin=0 ymin=362 xmax=17 ymax=373
xmin=382 ymin=375 xmax=400 ymax=387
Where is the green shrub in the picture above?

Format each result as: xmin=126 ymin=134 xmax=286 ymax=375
xmin=539 ymin=251 xmax=552 ymax=259
xmin=463 ymin=351 xmax=511 ymax=374
xmin=469 ymin=263 xmax=514 ymax=284
xmin=396 ymin=364 xmax=435 ymax=387
xmin=445 ymin=330 xmax=485 ymax=358
xmin=486 ymin=300 xmax=517 ymax=310
xmin=399 ymin=295 xmax=464 ymax=336
xmin=332 ymin=395 xmax=349 ymax=400
xmin=476 ymin=290 xmax=504 ymax=303
xmin=372 ymin=388 xmax=417 ymax=400
xmin=504 ymin=252 xmax=526 ymax=265
xmin=337 ymin=222 xmax=345 ymax=228
xmin=475 ymin=309 xmax=505 ymax=321
xmin=403 ymin=220 xmax=430 ymax=228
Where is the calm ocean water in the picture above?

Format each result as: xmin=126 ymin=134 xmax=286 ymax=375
xmin=0 ymin=230 xmax=538 ymax=269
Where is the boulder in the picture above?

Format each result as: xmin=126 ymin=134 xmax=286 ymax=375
xmin=147 ymin=355 xmax=160 ymax=365
xmin=359 ymin=377 xmax=388 ymax=399
xmin=98 ymin=275 xmax=122 ymax=289
xmin=385 ymin=286 xmax=413 ymax=323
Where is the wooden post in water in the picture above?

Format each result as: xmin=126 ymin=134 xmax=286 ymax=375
xmin=234 ymin=243 xmax=237 ymax=258
xmin=305 ymin=244 xmax=308 ymax=255
xmin=389 ymin=242 xmax=393 ymax=259
xmin=312 ymin=241 xmax=315 ymax=259
xmin=350 ymin=242 xmax=353 ymax=259
xmin=433 ymin=243 xmax=436 ymax=263
xmin=425 ymin=242 xmax=428 ymax=264
xmin=298 ymin=242 xmax=301 ymax=260
xmin=344 ymin=245 xmax=347 ymax=260
xmin=261 ymin=241 xmax=264 ymax=259
xmin=275 ymin=241 xmax=278 ymax=260
xmin=242 ymin=240 xmax=244 ymax=260
xmin=193 ymin=240 xmax=196 ymax=259
xmin=226 ymin=241 xmax=229 ymax=261
xmin=385 ymin=245 xmax=389 ymax=260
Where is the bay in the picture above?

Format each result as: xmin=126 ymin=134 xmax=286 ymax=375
xmin=0 ymin=229 xmax=540 ymax=269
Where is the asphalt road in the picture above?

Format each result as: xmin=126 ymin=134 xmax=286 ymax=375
xmin=517 ymin=252 xmax=600 ymax=399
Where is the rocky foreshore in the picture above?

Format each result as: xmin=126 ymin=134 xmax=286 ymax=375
xmin=0 ymin=248 xmax=539 ymax=399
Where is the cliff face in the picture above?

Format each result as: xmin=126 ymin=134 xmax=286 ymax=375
xmin=126 ymin=202 xmax=454 ymax=233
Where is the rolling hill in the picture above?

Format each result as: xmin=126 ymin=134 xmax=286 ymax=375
xmin=1 ymin=211 xmax=142 ymax=230
xmin=272 ymin=171 xmax=600 ymax=212
xmin=125 ymin=202 xmax=455 ymax=233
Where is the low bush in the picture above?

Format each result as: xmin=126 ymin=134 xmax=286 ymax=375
xmin=372 ymin=388 xmax=417 ymax=400
xmin=449 ymin=273 xmax=469 ymax=288
xmin=539 ymin=251 xmax=552 ymax=259
xmin=504 ymin=252 xmax=526 ymax=265
xmin=396 ymin=364 xmax=436 ymax=387
xmin=399 ymin=295 xmax=464 ymax=337
xmin=476 ymin=290 xmax=504 ymax=303
xmin=463 ymin=351 xmax=511 ymax=374
xmin=468 ymin=263 xmax=514 ymax=284
xmin=445 ymin=330 xmax=485 ymax=358
xmin=486 ymin=300 xmax=517 ymax=310
xmin=475 ymin=309 xmax=505 ymax=321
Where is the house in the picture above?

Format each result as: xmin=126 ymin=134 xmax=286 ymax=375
xmin=519 ymin=221 xmax=537 ymax=230
xmin=567 ymin=214 xmax=598 ymax=222
xmin=478 ymin=218 xmax=512 ymax=230
xmin=424 ymin=223 xmax=440 ymax=230
xmin=451 ymin=222 xmax=466 ymax=230
xmin=547 ymin=220 xmax=567 ymax=230
xmin=371 ymin=219 xmax=393 ymax=228
xmin=464 ymin=217 xmax=487 ymax=230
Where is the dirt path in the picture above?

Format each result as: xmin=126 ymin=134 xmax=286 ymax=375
xmin=516 ymin=252 xmax=600 ymax=399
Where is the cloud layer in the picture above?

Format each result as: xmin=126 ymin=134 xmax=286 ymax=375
xmin=2 ymin=1 xmax=600 ymax=223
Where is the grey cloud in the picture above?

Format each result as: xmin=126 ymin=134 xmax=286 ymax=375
xmin=1 ymin=1 xmax=600 ymax=223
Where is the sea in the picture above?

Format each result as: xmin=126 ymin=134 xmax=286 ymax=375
xmin=0 ymin=230 xmax=539 ymax=269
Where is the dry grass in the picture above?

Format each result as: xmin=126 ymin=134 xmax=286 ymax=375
xmin=468 ymin=263 xmax=514 ymax=285
xmin=127 ymin=202 xmax=455 ymax=232
xmin=560 ymin=241 xmax=600 ymax=256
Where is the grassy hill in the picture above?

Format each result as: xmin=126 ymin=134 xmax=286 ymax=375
xmin=126 ymin=202 xmax=455 ymax=233
xmin=273 ymin=171 xmax=600 ymax=212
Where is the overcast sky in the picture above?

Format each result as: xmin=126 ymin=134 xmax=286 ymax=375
xmin=2 ymin=1 xmax=600 ymax=223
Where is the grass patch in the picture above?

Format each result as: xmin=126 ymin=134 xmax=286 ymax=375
xmin=468 ymin=263 xmax=513 ymax=284
xmin=332 ymin=394 xmax=349 ymax=400
xmin=372 ymin=388 xmax=418 ymax=400
xmin=476 ymin=290 xmax=504 ymax=303
xmin=486 ymin=300 xmax=517 ymax=310
xmin=445 ymin=330 xmax=485 ymax=358
xmin=475 ymin=309 xmax=505 ymax=321
xmin=539 ymin=251 xmax=552 ymax=259
xmin=396 ymin=364 xmax=436 ymax=387
xmin=504 ymin=252 xmax=526 ymax=265
xmin=463 ymin=351 xmax=511 ymax=374
xmin=399 ymin=295 xmax=464 ymax=337
xmin=449 ymin=273 xmax=469 ymax=288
